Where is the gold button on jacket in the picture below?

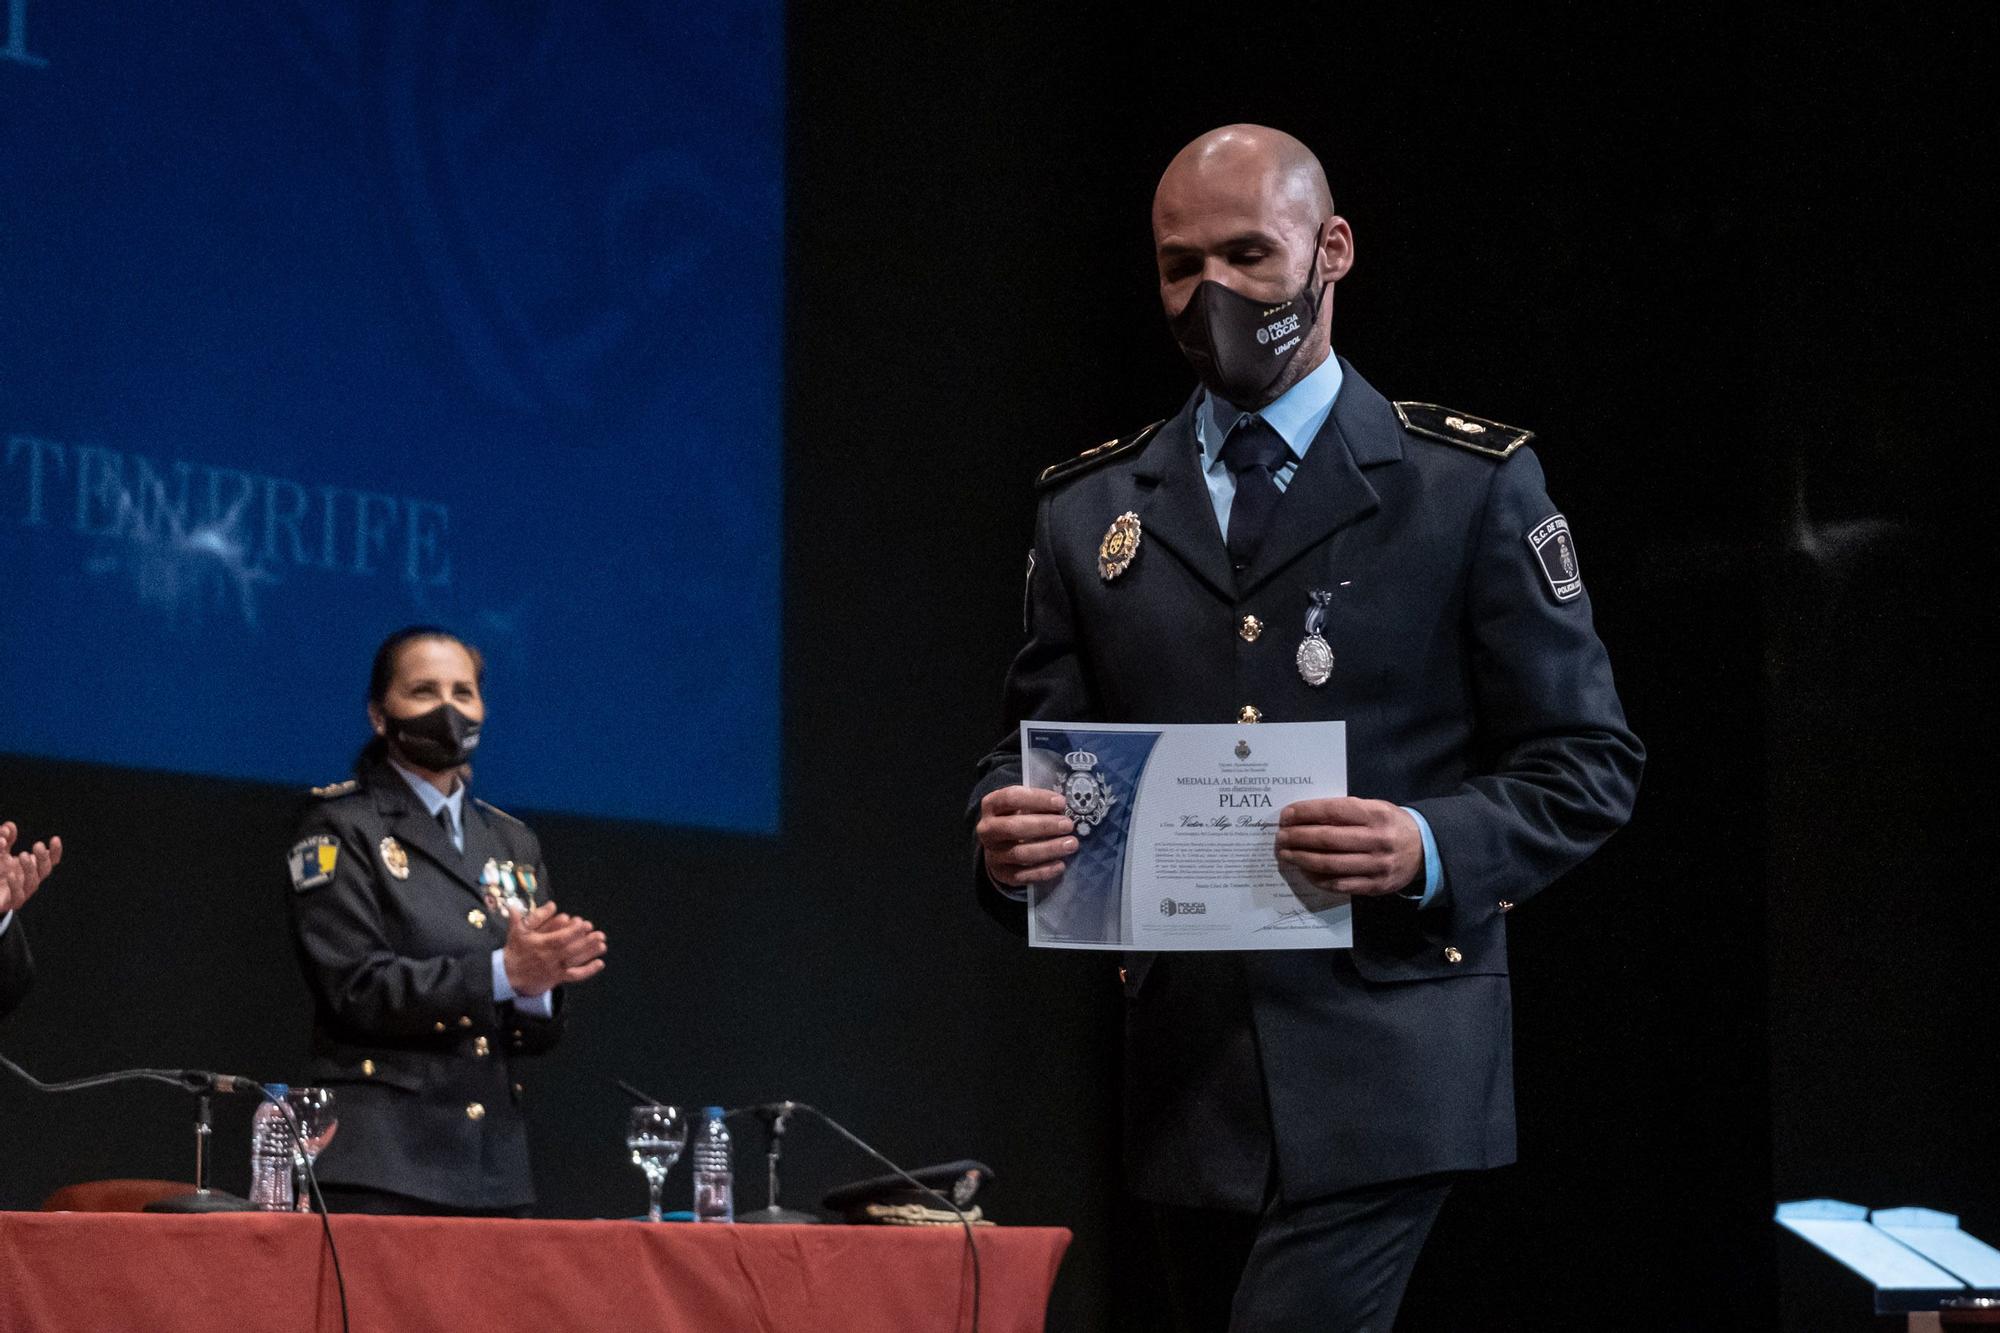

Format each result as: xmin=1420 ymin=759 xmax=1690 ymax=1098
xmin=1239 ymin=615 xmax=1263 ymax=642
xmin=465 ymin=1102 xmax=485 ymax=1121
xmin=1443 ymin=947 xmax=1464 ymax=965
xmin=1238 ymin=705 xmax=1261 ymax=724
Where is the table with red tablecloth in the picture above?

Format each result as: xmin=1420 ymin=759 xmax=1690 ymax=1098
xmin=0 ymin=1211 xmax=1070 ymax=1332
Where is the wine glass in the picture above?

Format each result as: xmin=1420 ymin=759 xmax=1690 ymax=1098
xmin=625 ymin=1104 xmax=687 ymax=1223
xmin=285 ymin=1086 xmax=339 ymax=1212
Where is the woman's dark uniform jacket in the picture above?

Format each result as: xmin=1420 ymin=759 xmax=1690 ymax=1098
xmin=288 ymin=758 xmax=563 ymax=1210
xmin=971 ymin=361 xmax=1645 ymax=1213
xmin=0 ymin=921 xmax=30 ymax=1020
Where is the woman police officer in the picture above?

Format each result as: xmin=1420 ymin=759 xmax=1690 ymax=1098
xmin=287 ymin=626 xmax=607 ymax=1215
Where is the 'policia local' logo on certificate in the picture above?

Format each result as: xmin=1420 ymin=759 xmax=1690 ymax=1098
xmin=1021 ymin=720 xmax=1352 ymax=952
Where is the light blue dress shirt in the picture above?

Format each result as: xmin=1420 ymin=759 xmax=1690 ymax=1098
xmin=0 ymin=911 xmax=12 ymax=937
xmin=389 ymin=761 xmax=555 ymax=1016
xmin=1197 ymin=354 xmax=1445 ymax=909
xmin=1195 ymin=349 xmax=1345 ymax=530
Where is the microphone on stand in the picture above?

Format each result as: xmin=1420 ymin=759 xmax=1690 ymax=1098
xmin=0 ymin=1050 xmax=267 ymax=1212
xmin=151 ymin=1071 xmax=271 ymax=1213
xmin=736 ymin=1100 xmax=820 ymax=1224
xmin=610 ymin=1081 xmax=822 ymax=1223
xmin=173 ymin=1069 xmax=268 ymax=1097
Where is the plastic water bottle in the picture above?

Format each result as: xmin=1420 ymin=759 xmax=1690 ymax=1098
xmin=691 ymin=1106 xmax=733 ymax=1222
xmin=248 ymin=1083 xmax=295 ymax=1211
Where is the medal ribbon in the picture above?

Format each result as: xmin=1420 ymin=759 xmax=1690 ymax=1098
xmin=1304 ymin=590 xmax=1331 ymax=637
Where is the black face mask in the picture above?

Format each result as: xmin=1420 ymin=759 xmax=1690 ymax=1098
xmin=1169 ymin=262 xmax=1326 ymax=410
xmin=385 ymin=704 xmax=481 ymax=771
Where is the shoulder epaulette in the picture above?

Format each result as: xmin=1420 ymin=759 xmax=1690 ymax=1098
xmin=474 ymin=797 xmax=524 ymax=826
xmin=1393 ymin=402 xmax=1532 ymax=460
xmin=1036 ymin=420 xmax=1167 ymax=490
xmin=310 ymin=779 xmax=358 ymax=799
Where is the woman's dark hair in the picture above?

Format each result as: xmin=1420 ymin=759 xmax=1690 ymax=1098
xmin=353 ymin=625 xmax=486 ymax=775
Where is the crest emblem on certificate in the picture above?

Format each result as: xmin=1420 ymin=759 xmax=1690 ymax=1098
xmin=378 ymin=836 xmax=411 ymax=880
xmin=1060 ymin=749 xmax=1117 ymax=835
xmin=1098 ymin=512 xmax=1142 ymax=581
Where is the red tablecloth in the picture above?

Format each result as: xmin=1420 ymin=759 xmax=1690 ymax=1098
xmin=0 ymin=1211 xmax=1070 ymax=1332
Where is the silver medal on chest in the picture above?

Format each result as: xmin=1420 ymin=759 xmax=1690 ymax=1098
xmin=1296 ymin=590 xmax=1334 ymax=687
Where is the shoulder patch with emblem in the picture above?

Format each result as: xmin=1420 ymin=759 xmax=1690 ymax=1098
xmin=1393 ymin=402 xmax=1532 ymax=460
xmin=310 ymin=778 xmax=358 ymax=799
xmin=1526 ymin=513 xmax=1583 ymax=602
xmin=1036 ymin=420 xmax=1167 ymax=490
xmin=289 ymin=835 xmax=339 ymax=892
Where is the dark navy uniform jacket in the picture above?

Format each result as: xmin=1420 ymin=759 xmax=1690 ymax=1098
xmin=0 ymin=920 xmax=29 ymax=1021
xmin=289 ymin=759 xmax=563 ymax=1210
xmin=971 ymin=361 xmax=1644 ymax=1210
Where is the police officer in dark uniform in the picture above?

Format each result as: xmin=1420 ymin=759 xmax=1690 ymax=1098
xmin=971 ymin=126 xmax=1644 ymax=1330
xmin=289 ymin=627 xmax=608 ymax=1215
xmin=1 ymin=820 xmax=61 ymax=1021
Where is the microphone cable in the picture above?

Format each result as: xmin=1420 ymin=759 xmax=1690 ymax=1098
xmin=0 ymin=1051 xmax=201 ymax=1094
xmin=266 ymin=1085 xmax=351 ymax=1333
xmin=731 ymin=1101 xmax=986 ymax=1333
xmin=0 ymin=1051 xmax=351 ymax=1333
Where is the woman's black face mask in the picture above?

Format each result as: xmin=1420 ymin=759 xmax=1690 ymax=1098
xmin=386 ymin=703 xmax=480 ymax=770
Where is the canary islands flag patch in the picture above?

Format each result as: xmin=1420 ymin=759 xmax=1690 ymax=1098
xmin=289 ymin=836 xmax=339 ymax=892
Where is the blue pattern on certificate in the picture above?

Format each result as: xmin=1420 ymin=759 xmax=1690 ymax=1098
xmin=1022 ymin=720 xmax=1351 ymax=951
xmin=1022 ymin=727 xmax=1163 ymax=946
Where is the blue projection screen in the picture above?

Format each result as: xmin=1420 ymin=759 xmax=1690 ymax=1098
xmin=1 ymin=5 xmax=783 ymax=831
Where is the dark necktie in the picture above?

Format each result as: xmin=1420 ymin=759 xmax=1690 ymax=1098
xmin=436 ymin=805 xmax=458 ymax=851
xmin=1220 ymin=416 xmax=1289 ymax=571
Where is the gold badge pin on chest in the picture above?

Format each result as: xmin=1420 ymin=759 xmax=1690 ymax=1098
xmin=379 ymin=836 xmax=411 ymax=880
xmin=1098 ymin=511 xmax=1142 ymax=581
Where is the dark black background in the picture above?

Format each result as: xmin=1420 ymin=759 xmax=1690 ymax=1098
xmin=3 ymin=6 xmax=1993 ymax=1330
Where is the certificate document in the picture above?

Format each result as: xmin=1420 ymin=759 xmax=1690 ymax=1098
xmin=1021 ymin=720 xmax=1351 ymax=951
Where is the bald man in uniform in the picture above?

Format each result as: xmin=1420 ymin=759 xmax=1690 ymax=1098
xmin=1 ymin=821 xmax=63 ymax=1020
xmin=971 ymin=126 xmax=1643 ymax=1329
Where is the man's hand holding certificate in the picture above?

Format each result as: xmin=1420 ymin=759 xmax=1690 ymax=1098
xmin=977 ymin=720 xmax=1421 ymax=951
xmin=1274 ymin=797 xmax=1427 ymax=900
